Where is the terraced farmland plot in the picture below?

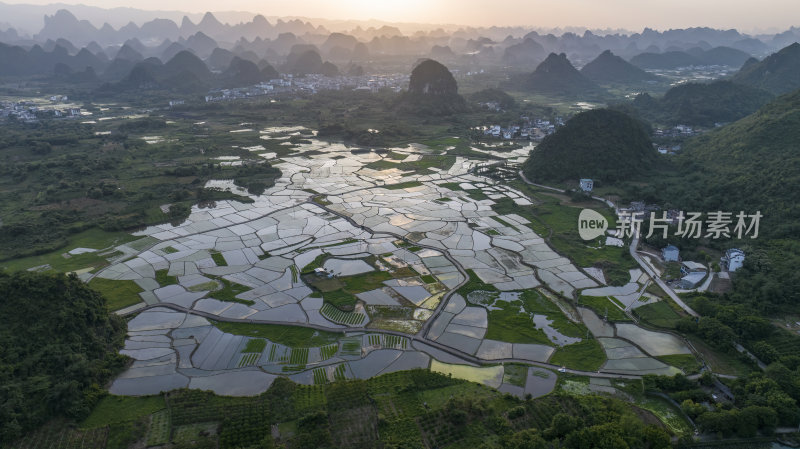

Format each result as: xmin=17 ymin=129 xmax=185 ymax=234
xmin=290 ymin=348 xmax=310 ymax=365
xmin=333 ymin=364 xmax=347 ymax=380
xmin=238 ymin=352 xmax=261 ymax=367
xmin=340 ymin=337 xmax=362 ymax=356
xmin=313 ymin=367 xmax=330 ymax=384
xmin=320 ymin=343 xmax=338 ymax=360
xmin=385 ymin=334 xmax=408 ymax=349
xmin=146 ymin=409 xmax=170 ymax=446
xmin=321 ymin=303 xmax=365 ymax=325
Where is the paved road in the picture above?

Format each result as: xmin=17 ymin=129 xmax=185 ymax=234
xmin=518 ymin=170 xmax=699 ymax=317
xmin=129 ymin=301 xmax=643 ymax=380
xmin=630 ymin=235 xmax=698 ymax=317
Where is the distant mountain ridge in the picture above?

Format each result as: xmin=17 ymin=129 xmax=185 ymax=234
xmin=524 ymin=52 xmax=601 ymax=95
xmin=630 ymin=46 xmax=752 ymax=69
xmin=32 ymin=9 xmax=325 ymax=46
xmin=581 ymin=49 xmax=657 ymax=84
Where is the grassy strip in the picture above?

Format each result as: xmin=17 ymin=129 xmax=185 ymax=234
xmin=549 ymin=339 xmax=606 ymax=371
xmin=578 ymin=295 xmax=631 ymax=322
xmin=209 ymin=277 xmax=254 ymax=306
xmin=439 ymin=182 xmax=463 ymax=191
xmin=485 ymin=290 xmax=585 ymax=345
xmin=212 ymin=321 xmax=341 ymax=347
xmin=420 ymin=274 xmax=437 ymax=284
xmin=367 ymin=154 xmax=455 ymax=173
xmin=88 ymin=277 xmax=144 ymax=311
xmin=301 ymin=253 xmax=328 ymax=274
xmin=657 ymin=354 xmax=702 ymax=375
xmin=384 ymin=181 xmax=424 ymax=190
xmin=633 ymin=300 xmax=682 ymax=329
xmin=387 ymin=151 xmax=408 ymax=161
xmin=210 ymin=252 xmax=227 ymax=267
xmin=242 ymin=338 xmax=267 ymax=353
xmin=502 ymin=363 xmax=528 ymax=387
xmin=155 ymin=269 xmax=177 ymax=287
xmin=456 ymin=269 xmax=498 ymax=296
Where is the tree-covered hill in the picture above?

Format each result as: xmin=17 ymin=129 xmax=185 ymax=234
xmin=731 ymin=42 xmax=800 ymax=95
xmin=580 ymin=50 xmax=657 ymax=84
xmin=643 ymin=89 xmax=800 ymax=314
xmin=397 ymin=59 xmax=467 ymax=115
xmin=0 ymin=271 xmax=128 ymax=442
xmin=524 ymin=52 xmax=602 ymax=96
xmin=523 ymin=108 xmax=656 ymax=183
xmin=663 ymin=88 xmax=800 ymax=240
xmin=625 ymin=80 xmax=774 ymax=126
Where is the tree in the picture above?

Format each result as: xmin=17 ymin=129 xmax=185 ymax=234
xmin=0 ymin=272 xmax=127 ymax=442
xmin=544 ymin=413 xmax=580 ymax=439
xmin=681 ymin=400 xmax=707 ymax=420
xmin=503 ymin=429 xmax=547 ymax=449
xmin=564 ymin=423 xmax=630 ymax=449
xmin=696 ymin=410 xmax=739 ymax=437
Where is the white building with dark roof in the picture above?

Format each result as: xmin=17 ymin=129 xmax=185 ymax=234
xmin=722 ymin=248 xmax=745 ymax=272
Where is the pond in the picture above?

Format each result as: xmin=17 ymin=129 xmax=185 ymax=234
xmin=532 ymin=314 xmax=582 ymax=347
xmin=323 ymin=258 xmax=375 ymax=276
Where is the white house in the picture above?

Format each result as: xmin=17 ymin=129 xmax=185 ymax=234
xmin=722 ymin=248 xmax=745 ymax=272
xmin=579 ymin=178 xmax=593 ymax=192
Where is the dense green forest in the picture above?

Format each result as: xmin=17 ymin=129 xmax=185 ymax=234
xmin=601 ymin=89 xmax=800 ymax=315
xmin=0 ymin=271 xmax=128 ymax=442
xmin=522 ymin=108 xmax=656 ymax=183
xmin=646 ymin=372 xmax=797 ymax=437
xmin=658 ymin=90 xmax=800 ymax=313
xmin=622 ymin=81 xmax=774 ymax=126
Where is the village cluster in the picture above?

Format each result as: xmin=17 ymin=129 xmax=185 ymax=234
xmin=203 ymin=72 xmax=409 ymax=103
xmin=0 ymin=95 xmax=84 ymax=122
xmin=480 ymin=115 xmax=566 ymax=141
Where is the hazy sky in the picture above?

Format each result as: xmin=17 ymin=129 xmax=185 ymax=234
xmin=18 ymin=0 xmax=800 ymax=31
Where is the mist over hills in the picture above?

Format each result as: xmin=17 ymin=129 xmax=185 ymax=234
xmin=0 ymin=4 xmax=799 ymax=106
xmin=630 ymin=46 xmax=753 ymax=69
xmin=1 ymin=3 xmax=799 ymax=60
